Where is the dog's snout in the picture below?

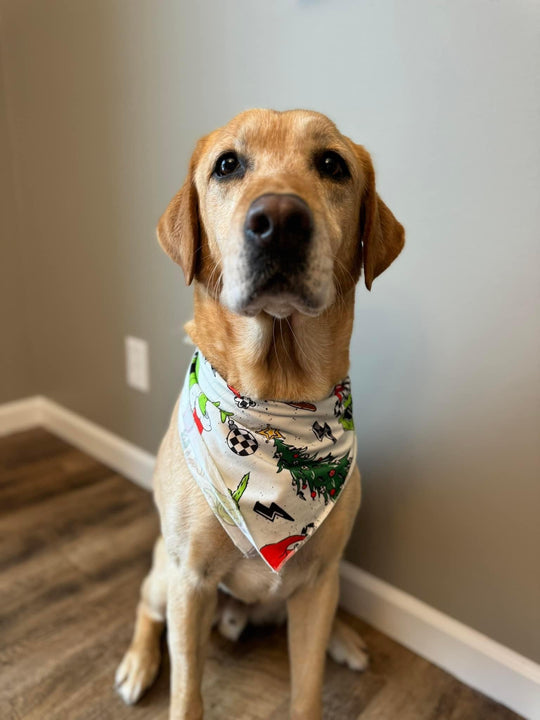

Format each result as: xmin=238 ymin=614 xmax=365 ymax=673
xmin=244 ymin=194 xmax=313 ymax=251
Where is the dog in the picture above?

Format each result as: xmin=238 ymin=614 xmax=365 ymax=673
xmin=115 ymin=108 xmax=404 ymax=720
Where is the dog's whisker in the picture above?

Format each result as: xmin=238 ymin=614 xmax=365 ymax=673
xmin=333 ymin=254 xmax=356 ymax=290
xmin=334 ymin=278 xmax=347 ymax=307
xmin=207 ymin=263 xmax=222 ymax=296
xmin=272 ymin=318 xmax=284 ymax=377
xmin=285 ymin=317 xmax=312 ymax=370
xmin=279 ymin=317 xmax=292 ymax=367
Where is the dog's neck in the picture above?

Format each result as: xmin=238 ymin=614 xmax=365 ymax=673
xmin=185 ymin=284 xmax=355 ymax=401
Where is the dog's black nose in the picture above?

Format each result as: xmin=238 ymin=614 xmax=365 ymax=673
xmin=244 ymin=194 xmax=313 ymax=252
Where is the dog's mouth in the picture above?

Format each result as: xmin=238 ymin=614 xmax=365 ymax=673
xmin=243 ymin=291 xmax=323 ymax=319
xmin=224 ymin=269 xmax=332 ymax=319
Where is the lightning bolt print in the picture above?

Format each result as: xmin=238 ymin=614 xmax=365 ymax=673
xmin=253 ymin=501 xmax=294 ymax=523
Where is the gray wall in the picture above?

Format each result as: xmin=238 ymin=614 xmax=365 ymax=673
xmin=1 ymin=0 xmax=539 ymax=662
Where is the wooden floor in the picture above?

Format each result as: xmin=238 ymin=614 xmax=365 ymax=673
xmin=0 ymin=428 xmax=523 ymax=720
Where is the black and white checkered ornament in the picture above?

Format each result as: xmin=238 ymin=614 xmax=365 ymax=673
xmin=226 ymin=419 xmax=258 ymax=456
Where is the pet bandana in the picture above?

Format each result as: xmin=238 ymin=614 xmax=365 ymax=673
xmin=177 ymin=350 xmax=357 ymax=573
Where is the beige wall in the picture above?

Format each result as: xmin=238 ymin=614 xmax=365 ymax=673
xmin=0 ymin=46 xmax=34 ymax=401
xmin=1 ymin=1 xmax=539 ymax=663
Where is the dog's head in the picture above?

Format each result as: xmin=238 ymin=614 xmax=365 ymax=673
xmin=157 ymin=109 xmax=404 ymax=319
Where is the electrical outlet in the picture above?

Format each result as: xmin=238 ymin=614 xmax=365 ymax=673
xmin=125 ymin=336 xmax=150 ymax=392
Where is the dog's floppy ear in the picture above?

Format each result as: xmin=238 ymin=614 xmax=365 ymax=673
xmin=156 ymin=140 xmax=205 ymax=285
xmin=355 ymin=145 xmax=405 ymax=291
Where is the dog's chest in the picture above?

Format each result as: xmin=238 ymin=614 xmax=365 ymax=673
xmin=219 ymin=554 xmax=315 ymax=605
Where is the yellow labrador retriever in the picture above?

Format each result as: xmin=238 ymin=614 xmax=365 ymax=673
xmin=115 ymin=109 xmax=404 ymax=720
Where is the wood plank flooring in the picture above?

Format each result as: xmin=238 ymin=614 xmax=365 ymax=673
xmin=0 ymin=428 xmax=523 ymax=720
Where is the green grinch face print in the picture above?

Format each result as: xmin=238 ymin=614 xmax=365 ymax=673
xmin=189 ymin=352 xmax=234 ymax=433
xmin=272 ymin=435 xmax=351 ymax=503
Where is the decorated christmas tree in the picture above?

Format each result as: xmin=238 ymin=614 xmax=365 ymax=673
xmin=272 ymin=436 xmax=351 ymax=503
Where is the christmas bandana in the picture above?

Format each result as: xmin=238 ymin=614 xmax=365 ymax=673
xmin=177 ymin=350 xmax=357 ymax=573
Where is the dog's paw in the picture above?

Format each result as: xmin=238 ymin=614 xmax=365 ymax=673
xmin=115 ymin=646 xmax=160 ymax=705
xmin=327 ymin=620 xmax=369 ymax=672
xmin=218 ymin=601 xmax=248 ymax=642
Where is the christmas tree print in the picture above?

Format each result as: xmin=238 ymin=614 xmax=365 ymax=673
xmin=272 ymin=436 xmax=351 ymax=503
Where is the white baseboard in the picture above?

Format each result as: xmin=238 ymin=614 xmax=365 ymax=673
xmin=0 ymin=396 xmax=45 ymax=435
xmin=40 ymin=398 xmax=155 ymax=489
xmin=340 ymin=560 xmax=540 ymax=719
xmin=0 ymin=395 xmax=154 ymax=489
xmin=1 ymin=397 xmax=539 ymax=718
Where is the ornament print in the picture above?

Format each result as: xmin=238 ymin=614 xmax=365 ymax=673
xmin=226 ymin=419 xmax=259 ymax=456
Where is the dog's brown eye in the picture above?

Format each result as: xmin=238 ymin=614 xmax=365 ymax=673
xmin=214 ymin=152 xmax=241 ymax=178
xmin=316 ymin=151 xmax=349 ymax=181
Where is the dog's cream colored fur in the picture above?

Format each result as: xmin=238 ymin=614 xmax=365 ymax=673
xmin=115 ymin=109 xmax=404 ymax=720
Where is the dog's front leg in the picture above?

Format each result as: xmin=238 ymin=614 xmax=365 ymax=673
xmin=287 ymin=562 xmax=340 ymax=720
xmin=166 ymin=558 xmax=221 ymax=720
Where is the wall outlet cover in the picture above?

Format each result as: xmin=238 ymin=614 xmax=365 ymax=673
xmin=125 ymin=336 xmax=150 ymax=393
